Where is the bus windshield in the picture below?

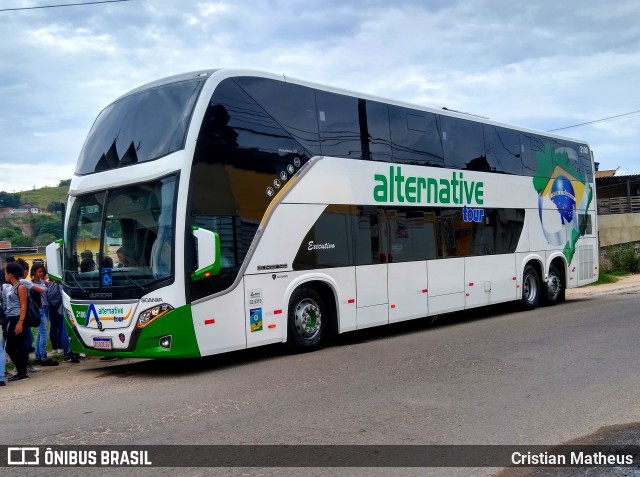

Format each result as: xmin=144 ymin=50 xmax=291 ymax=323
xmin=64 ymin=175 xmax=177 ymax=290
xmin=76 ymin=78 xmax=204 ymax=175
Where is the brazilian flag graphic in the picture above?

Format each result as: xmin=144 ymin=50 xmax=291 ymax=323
xmin=533 ymin=145 xmax=593 ymax=264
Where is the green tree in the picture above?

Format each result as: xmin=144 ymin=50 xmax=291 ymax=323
xmin=0 ymin=191 xmax=22 ymax=208
xmin=29 ymin=215 xmax=62 ymax=238
xmin=0 ymin=227 xmax=33 ymax=246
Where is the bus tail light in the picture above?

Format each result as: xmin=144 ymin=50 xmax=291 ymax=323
xmin=137 ymin=304 xmax=173 ymax=329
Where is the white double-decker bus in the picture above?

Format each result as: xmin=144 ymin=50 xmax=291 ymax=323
xmin=47 ymin=69 xmax=598 ymax=358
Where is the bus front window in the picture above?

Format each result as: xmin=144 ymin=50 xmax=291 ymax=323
xmin=64 ymin=175 xmax=177 ymax=291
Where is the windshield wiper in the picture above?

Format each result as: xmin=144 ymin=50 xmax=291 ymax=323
xmin=65 ymin=271 xmax=89 ymax=296
xmin=110 ymin=268 xmax=148 ymax=293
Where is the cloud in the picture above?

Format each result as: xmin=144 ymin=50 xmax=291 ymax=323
xmin=1 ymin=0 xmax=639 ymax=193
xmin=26 ymin=25 xmax=117 ymax=55
xmin=0 ymin=162 xmax=74 ymax=192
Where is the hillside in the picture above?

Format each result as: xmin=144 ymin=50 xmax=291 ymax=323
xmin=20 ymin=184 xmax=69 ymax=210
xmin=0 ymin=183 xmax=68 ymax=247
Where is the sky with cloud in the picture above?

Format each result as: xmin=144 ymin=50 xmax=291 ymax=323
xmin=1 ymin=0 xmax=639 ymax=193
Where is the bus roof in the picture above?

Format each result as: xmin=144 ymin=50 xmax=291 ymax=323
xmin=117 ymin=68 xmax=591 ymax=148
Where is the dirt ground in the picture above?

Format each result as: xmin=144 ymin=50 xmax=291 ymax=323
xmin=3 ymin=274 xmax=640 ymax=397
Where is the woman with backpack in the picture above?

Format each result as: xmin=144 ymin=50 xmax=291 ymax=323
xmin=2 ymin=262 xmax=30 ymax=382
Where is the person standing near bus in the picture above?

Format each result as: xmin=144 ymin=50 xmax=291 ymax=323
xmin=0 ymin=256 xmax=15 ymax=287
xmin=2 ymin=262 xmax=30 ymax=381
xmin=31 ymin=263 xmax=58 ymax=367
xmin=16 ymin=259 xmax=46 ymax=372
xmin=16 ymin=259 xmax=35 ymax=366
xmin=0 ymin=281 xmax=6 ymax=386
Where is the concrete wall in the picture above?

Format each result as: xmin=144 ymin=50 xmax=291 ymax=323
xmin=599 ymin=213 xmax=640 ymax=247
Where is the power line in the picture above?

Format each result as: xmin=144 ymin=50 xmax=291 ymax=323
xmin=0 ymin=0 xmax=133 ymax=12
xmin=548 ymin=109 xmax=640 ymax=132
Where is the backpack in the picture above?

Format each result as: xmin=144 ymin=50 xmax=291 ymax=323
xmin=30 ymin=287 xmax=42 ymax=308
xmin=48 ymin=281 xmax=63 ymax=308
xmin=19 ymin=284 xmax=42 ymax=328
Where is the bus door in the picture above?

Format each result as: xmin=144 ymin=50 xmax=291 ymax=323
xmin=386 ymin=208 xmax=429 ymax=323
xmin=354 ymin=207 xmax=389 ymax=329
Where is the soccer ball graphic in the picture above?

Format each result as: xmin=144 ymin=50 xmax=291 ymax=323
xmin=550 ymin=175 xmax=576 ymax=224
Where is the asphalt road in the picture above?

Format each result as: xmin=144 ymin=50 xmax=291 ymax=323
xmin=2 ymin=283 xmax=640 ymax=477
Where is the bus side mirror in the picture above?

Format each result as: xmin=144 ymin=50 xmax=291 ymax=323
xmin=46 ymin=239 xmax=64 ymax=282
xmin=191 ymin=226 xmax=221 ymax=281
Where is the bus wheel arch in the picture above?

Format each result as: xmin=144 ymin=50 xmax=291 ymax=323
xmin=286 ymin=280 xmax=338 ymax=352
xmin=543 ymin=257 xmax=566 ymax=306
xmin=520 ymin=260 xmax=543 ymax=310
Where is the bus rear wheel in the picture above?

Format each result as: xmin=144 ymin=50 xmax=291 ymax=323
xmin=544 ymin=263 xmax=565 ymax=306
xmin=521 ymin=264 xmax=541 ymax=310
xmin=288 ymin=287 xmax=325 ymax=352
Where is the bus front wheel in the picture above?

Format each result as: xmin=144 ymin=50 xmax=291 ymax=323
xmin=288 ymin=287 xmax=325 ymax=352
xmin=521 ymin=264 xmax=541 ymax=310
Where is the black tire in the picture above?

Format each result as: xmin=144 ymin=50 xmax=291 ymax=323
xmin=287 ymin=287 xmax=325 ymax=352
xmin=543 ymin=263 xmax=565 ymax=306
xmin=520 ymin=264 xmax=541 ymax=310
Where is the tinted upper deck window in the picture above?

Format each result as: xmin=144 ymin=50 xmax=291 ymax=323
xmin=389 ymin=106 xmax=444 ymax=167
xmin=520 ymin=133 xmax=549 ymax=177
xmin=316 ymin=91 xmax=362 ymax=159
xmin=236 ymin=77 xmax=321 ymax=156
xmin=440 ymin=116 xmax=487 ymax=171
xmin=483 ymin=126 xmax=523 ymax=175
xmin=365 ymin=100 xmax=393 ymax=162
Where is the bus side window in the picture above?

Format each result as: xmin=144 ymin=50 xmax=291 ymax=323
xmin=292 ymin=205 xmax=355 ymax=270
xmin=577 ymin=144 xmax=594 ymax=182
xmin=387 ymin=208 xmax=437 ymax=262
xmin=353 ymin=206 xmax=385 ymax=265
xmin=436 ymin=209 xmax=460 ymax=258
xmin=483 ymin=125 xmax=523 ymax=175
xmin=389 ymin=106 xmax=444 ymax=167
xmin=551 ymin=139 xmax=581 ymax=177
xmin=364 ymin=100 xmax=392 ymax=162
xmin=440 ymin=116 xmax=487 ymax=172
xmin=316 ymin=90 xmax=362 ymax=159
xmin=520 ymin=133 xmax=549 ymax=177
xmin=236 ymin=77 xmax=322 ymax=157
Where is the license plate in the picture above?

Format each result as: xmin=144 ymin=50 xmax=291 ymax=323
xmin=93 ymin=337 xmax=113 ymax=350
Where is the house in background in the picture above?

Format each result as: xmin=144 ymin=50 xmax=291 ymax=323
xmin=2 ymin=202 xmax=40 ymax=217
xmin=595 ymin=169 xmax=640 ymax=248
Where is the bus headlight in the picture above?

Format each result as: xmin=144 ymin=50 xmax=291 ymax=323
xmin=137 ymin=304 xmax=173 ymax=329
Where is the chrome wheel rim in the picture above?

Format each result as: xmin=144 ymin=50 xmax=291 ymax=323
xmin=548 ymin=273 xmax=561 ymax=301
xmin=294 ymin=298 xmax=321 ymax=340
xmin=524 ymin=273 xmax=538 ymax=304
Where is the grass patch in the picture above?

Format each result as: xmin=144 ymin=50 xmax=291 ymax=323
xmin=588 ymin=271 xmax=622 ymax=286
xmin=20 ymin=185 xmax=68 ymax=210
xmin=593 ymin=243 xmax=640 ymax=287
xmin=603 ymin=243 xmax=640 ymax=275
